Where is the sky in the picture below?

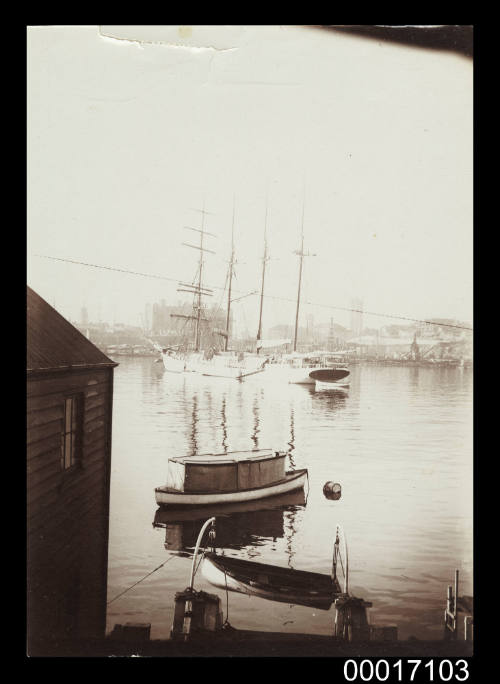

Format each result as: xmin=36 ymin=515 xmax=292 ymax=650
xmin=27 ymin=26 xmax=473 ymax=335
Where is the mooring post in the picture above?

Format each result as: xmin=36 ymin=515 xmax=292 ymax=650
xmin=444 ymin=584 xmax=454 ymax=639
xmin=447 ymin=585 xmax=453 ymax=615
xmin=464 ymin=616 xmax=473 ymax=641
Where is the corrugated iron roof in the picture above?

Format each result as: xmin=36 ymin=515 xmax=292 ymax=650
xmin=27 ymin=286 xmax=117 ymax=373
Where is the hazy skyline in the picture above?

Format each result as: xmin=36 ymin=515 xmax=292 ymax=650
xmin=27 ymin=26 xmax=473 ymax=335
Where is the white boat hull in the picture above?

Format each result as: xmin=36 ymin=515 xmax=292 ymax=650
xmin=201 ymin=560 xmax=318 ymax=606
xmin=315 ymin=380 xmax=350 ymax=391
xmin=161 ymin=351 xmax=267 ymax=379
xmin=155 ymin=469 xmax=308 ymax=507
xmin=161 ymin=355 xmax=187 ymax=373
xmin=201 ymin=553 xmax=339 ymax=609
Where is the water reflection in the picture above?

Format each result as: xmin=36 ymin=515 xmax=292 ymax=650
xmin=220 ymin=396 xmax=228 ymax=453
xmin=285 ymin=405 xmax=297 ymax=567
xmin=251 ymin=396 xmax=260 ymax=449
xmin=308 ymin=386 xmax=349 ymax=411
xmin=153 ymin=489 xmax=307 ymax=553
xmin=409 ymin=365 xmax=420 ymax=388
xmin=189 ymin=393 xmax=199 ymax=456
xmin=287 ymin=406 xmax=296 ymax=470
xmin=284 ymin=509 xmax=298 ymax=569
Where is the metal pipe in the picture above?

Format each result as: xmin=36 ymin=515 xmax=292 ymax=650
xmin=189 ymin=517 xmax=216 ymax=590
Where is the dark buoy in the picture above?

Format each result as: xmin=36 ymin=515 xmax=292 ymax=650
xmin=323 ymin=481 xmax=341 ymax=500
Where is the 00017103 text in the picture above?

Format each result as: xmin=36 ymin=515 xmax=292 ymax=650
xmin=343 ymin=659 xmax=470 ymax=682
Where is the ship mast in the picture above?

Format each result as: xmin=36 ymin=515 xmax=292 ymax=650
xmin=293 ymin=201 xmax=315 ymax=353
xmin=224 ymin=201 xmax=236 ymax=352
xmin=173 ymin=203 xmax=216 ymax=352
xmin=256 ymin=201 xmax=270 ymax=354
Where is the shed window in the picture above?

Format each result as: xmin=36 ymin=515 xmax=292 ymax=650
xmin=61 ymin=395 xmax=83 ymax=470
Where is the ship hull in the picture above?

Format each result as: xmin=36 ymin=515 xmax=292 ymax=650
xmin=161 ymin=351 xmax=267 ymax=379
xmin=155 ymin=469 xmax=308 ymax=507
xmin=262 ymin=364 xmax=350 ymax=386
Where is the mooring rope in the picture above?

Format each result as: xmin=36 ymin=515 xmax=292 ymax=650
xmin=107 ymin=555 xmax=177 ymax=605
xmin=192 ymin=547 xmax=207 ymax=581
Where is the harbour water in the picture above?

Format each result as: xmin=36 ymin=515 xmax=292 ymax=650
xmin=106 ymin=357 xmax=473 ymax=642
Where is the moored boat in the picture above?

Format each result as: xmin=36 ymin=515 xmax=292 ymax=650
xmin=162 ymin=349 xmax=267 ymax=379
xmin=156 ymin=203 xmax=270 ymax=380
xmin=155 ymin=449 xmax=308 ymax=507
xmin=265 ymin=352 xmax=350 ymax=386
xmin=257 ymin=209 xmax=350 ymax=388
xmin=202 ymin=553 xmax=342 ymax=610
xmin=153 ymin=487 xmax=307 ymax=525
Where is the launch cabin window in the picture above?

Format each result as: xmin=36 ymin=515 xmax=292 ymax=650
xmin=61 ymin=395 xmax=83 ymax=470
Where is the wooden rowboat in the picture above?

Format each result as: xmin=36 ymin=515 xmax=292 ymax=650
xmin=202 ymin=553 xmax=342 ymax=610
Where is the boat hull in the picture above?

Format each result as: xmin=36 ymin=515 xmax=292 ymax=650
xmin=161 ymin=354 xmax=187 ymax=373
xmin=308 ymin=369 xmax=350 ymax=384
xmin=153 ymin=488 xmax=307 ymax=525
xmin=155 ymin=469 xmax=308 ymax=507
xmin=315 ymin=381 xmax=349 ymax=391
xmin=263 ymin=364 xmax=350 ymax=385
xmin=162 ymin=352 xmax=267 ymax=379
xmin=202 ymin=552 xmax=341 ymax=610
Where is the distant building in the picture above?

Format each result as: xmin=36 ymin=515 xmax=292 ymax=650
xmin=144 ymin=303 xmax=152 ymax=332
xmin=350 ymin=298 xmax=364 ymax=337
xmin=80 ymin=305 xmax=88 ymax=326
xmin=327 ymin=318 xmax=336 ymax=351
xmin=27 ymin=287 xmax=117 ymax=651
xmin=268 ymin=324 xmax=293 ymax=339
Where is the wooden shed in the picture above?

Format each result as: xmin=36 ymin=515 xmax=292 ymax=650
xmin=27 ymin=287 xmax=118 ymax=649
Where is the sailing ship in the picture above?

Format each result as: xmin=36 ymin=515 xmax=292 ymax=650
xmin=157 ymin=204 xmax=269 ymax=380
xmin=264 ymin=206 xmax=350 ymax=387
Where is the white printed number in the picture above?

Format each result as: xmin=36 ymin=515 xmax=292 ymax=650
xmin=343 ymin=659 xmax=469 ymax=682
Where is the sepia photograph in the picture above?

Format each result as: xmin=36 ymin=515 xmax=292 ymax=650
xmin=27 ymin=25 xmax=473 ymax=660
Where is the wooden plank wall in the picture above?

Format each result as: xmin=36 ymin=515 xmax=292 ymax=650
xmin=27 ymin=367 xmax=114 ymax=643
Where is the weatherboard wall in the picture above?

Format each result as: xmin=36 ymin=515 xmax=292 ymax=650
xmin=27 ymin=366 xmax=114 ymax=644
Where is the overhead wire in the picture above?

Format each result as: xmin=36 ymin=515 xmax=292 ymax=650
xmin=31 ymin=253 xmax=473 ymax=332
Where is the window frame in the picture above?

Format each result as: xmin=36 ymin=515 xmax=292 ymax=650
xmin=61 ymin=393 xmax=84 ymax=471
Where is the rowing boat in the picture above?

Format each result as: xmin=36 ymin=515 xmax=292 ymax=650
xmin=202 ymin=553 xmax=342 ymax=610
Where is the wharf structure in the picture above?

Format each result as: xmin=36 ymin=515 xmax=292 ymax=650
xmin=27 ymin=287 xmax=117 ymax=653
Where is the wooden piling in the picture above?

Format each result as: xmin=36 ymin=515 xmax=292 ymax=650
xmin=444 ymin=569 xmax=473 ymax=641
xmin=444 ymin=575 xmax=457 ymax=638
xmin=464 ymin=616 xmax=473 ymax=641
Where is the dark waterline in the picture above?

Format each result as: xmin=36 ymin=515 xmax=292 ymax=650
xmin=106 ymin=358 xmax=473 ymax=641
